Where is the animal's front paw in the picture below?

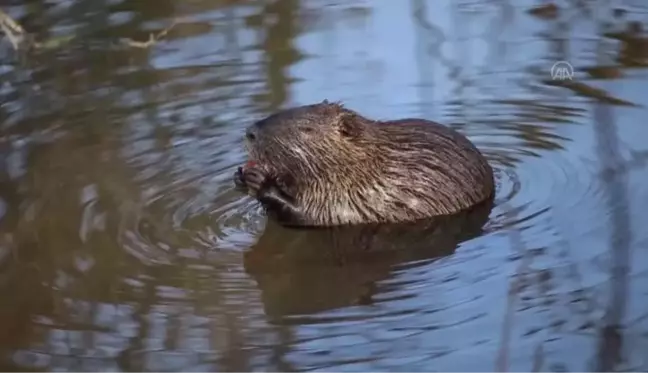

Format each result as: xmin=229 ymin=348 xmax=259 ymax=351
xmin=243 ymin=167 xmax=269 ymax=197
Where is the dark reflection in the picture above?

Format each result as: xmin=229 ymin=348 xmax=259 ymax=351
xmin=249 ymin=0 xmax=302 ymax=111
xmin=591 ymin=22 xmax=631 ymax=373
xmin=244 ymin=198 xmax=493 ymax=321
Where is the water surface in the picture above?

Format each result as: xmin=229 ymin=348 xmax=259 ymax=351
xmin=1 ymin=0 xmax=648 ymax=371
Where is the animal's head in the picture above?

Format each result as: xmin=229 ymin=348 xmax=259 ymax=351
xmin=244 ymin=100 xmax=372 ymax=177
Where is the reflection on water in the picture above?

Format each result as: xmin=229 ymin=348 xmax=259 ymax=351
xmin=1 ymin=0 xmax=647 ymax=371
xmin=246 ymin=198 xmax=493 ymax=321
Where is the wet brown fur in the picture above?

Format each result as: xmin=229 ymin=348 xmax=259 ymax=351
xmin=242 ymin=101 xmax=495 ymax=227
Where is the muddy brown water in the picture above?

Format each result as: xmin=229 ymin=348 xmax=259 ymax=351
xmin=1 ymin=0 xmax=648 ymax=371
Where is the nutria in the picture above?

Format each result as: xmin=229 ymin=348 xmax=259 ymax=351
xmin=234 ymin=101 xmax=494 ymax=227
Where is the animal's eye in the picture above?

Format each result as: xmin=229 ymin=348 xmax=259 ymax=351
xmin=300 ymin=127 xmax=315 ymax=134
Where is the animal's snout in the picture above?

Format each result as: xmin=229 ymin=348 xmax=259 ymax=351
xmin=245 ymin=127 xmax=257 ymax=141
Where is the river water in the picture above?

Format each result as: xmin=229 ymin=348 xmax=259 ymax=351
xmin=1 ymin=0 xmax=647 ymax=371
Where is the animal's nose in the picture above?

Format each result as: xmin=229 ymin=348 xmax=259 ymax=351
xmin=245 ymin=127 xmax=257 ymax=141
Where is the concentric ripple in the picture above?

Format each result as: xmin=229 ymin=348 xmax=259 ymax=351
xmin=113 ymin=118 xmax=267 ymax=267
xmin=474 ymin=131 xmax=607 ymax=242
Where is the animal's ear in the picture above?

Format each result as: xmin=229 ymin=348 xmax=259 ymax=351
xmin=337 ymin=112 xmax=363 ymax=139
xmin=318 ymin=100 xmax=363 ymax=138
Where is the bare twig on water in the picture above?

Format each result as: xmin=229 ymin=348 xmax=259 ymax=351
xmin=1 ymin=7 xmax=177 ymax=53
xmin=0 ymin=8 xmax=26 ymax=50
xmin=120 ymin=20 xmax=177 ymax=49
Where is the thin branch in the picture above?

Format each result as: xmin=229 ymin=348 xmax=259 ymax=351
xmin=1 ymin=7 xmax=177 ymax=52
xmin=120 ymin=20 xmax=177 ymax=49
xmin=0 ymin=8 xmax=26 ymax=50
